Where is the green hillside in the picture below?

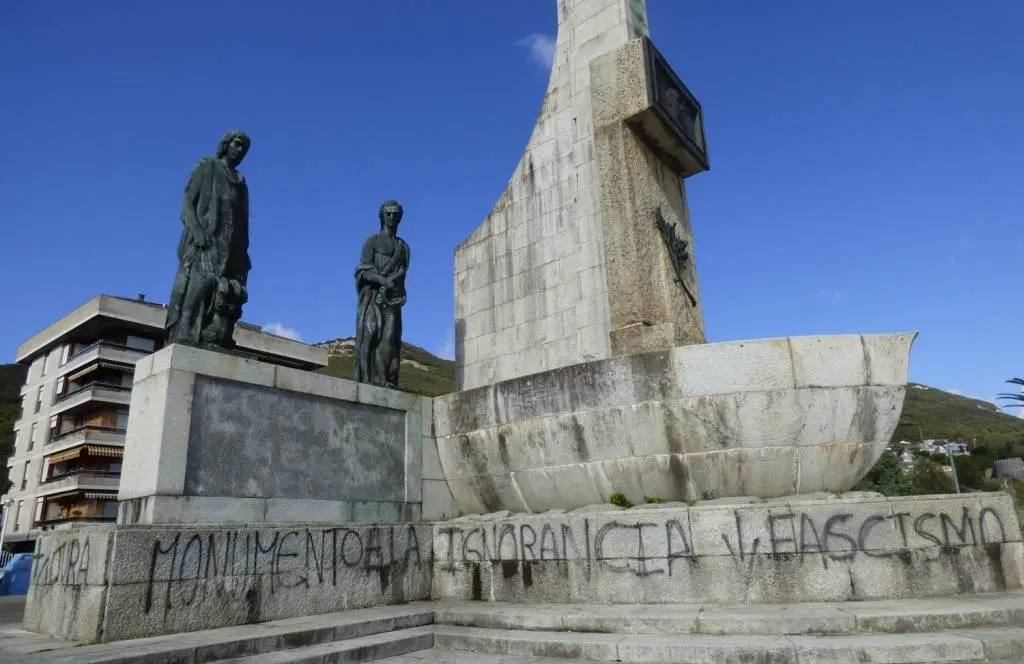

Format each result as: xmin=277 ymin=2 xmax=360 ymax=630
xmin=895 ymin=383 xmax=1024 ymax=451
xmin=315 ymin=338 xmax=455 ymax=397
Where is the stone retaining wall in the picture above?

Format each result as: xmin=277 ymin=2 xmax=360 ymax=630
xmin=431 ymin=493 xmax=1024 ymax=605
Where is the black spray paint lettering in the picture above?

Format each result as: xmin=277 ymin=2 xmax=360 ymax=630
xmin=441 ymin=505 xmax=1009 ymax=581
xmin=142 ymin=525 xmax=423 ymax=616
xmin=33 ymin=537 xmax=91 ymax=587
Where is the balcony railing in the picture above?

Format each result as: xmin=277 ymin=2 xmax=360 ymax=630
xmin=42 ymin=470 xmax=121 ymax=485
xmin=37 ymin=470 xmax=121 ymax=496
xmin=35 ymin=515 xmax=116 ymax=528
xmin=56 ymin=382 xmax=131 ymax=403
xmin=47 ymin=425 xmax=126 ymax=446
xmin=65 ymin=340 xmax=149 ymax=364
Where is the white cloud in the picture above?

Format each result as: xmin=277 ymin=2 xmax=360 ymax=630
xmin=264 ymin=322 xmax=301 ymax=341
xmin=438 ymin=330 xmax=455 ymax=361
xmin=517 ymin=33 xmax=556 ymax=70
xmin=816 ymin=289 xmax=846 ymax=303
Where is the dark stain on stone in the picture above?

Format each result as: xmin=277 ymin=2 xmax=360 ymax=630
xmin=628 ymin=351 xmax=673 ymax=402
xmin=569 ymin=414 xmax=590 ymax=462
xmin=896 ymin=550 xmax=913 ymax=566
xmin=377 ymin=564 xmax=391 ymax=593
xmin=477 ymin=473 xmax=504 ymax=513
xmin=501 ymin=561 xmax=518 ymax=578
xmin=522 ymin=561 xmax=534 ymax=588
xmin=668 ymin=454 xmax=690 ymax=501
xmin=663 ymin=407 xmax=684 ymax=456
xmin=496 ymin=431 xmax=511 ymax=471
xmin=245 ymin=578 xmax=261 ymax=624
xmin=471 ymin=563 xmax=483 ymax=601
xmin=989 ymin=543 xmax=1007 ymax=590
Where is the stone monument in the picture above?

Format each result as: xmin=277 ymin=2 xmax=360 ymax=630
xmin=354 ymin=200 xmax=411 ymax=388
xmin=433 ymin=0 xmax=915 ymax=513
xmin=17 ymin=2 xmax=1024 ymax=659
xmin=165 ymin=130 xmax=252 ymax=351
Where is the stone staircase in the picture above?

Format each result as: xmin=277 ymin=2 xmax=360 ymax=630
xmin=6 ymin=594 xmax=1024 ymax=663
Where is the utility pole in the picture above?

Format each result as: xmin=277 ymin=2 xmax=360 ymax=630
xmin=948 ymin=446 xmax=961 ymax=493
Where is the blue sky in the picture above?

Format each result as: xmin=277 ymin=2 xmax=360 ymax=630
xmin=1 ymin=1 xmax=1021 ymax=407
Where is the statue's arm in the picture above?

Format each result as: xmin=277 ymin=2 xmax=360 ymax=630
xmin=355 ymin=237 xmax=387 ymax=287
xmin=390 ymin=240 xmax=410 ymax=282
xmin=181 ymin=158 xmax=213 ymax=245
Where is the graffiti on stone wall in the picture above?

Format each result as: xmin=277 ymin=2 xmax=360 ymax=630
xmin=32 ymin=537 xmax=91 ymax=587
xmin=437 ymin=504 xmax=1010 ymax=579
xmin=142 ymin=525 xmax=425 ymax=616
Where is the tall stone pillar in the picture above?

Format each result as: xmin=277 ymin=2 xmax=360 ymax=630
xmin=453 ymin=0 xmax=710 ymax=390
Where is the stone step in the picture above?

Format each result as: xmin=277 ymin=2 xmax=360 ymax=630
xmin=432 ymin=624 xmax=1024 ymax=663
xmin=4 ymin=604 xmax=435 ymax=664
xmin=213 ymin=626 xmax=433 ymax=663
xmin=433 ymin=592 xmax=1024 ymax=636
xmin=380 ymin=654 xmax=1024 ymax=664
xmin=378 ymin=650 xmax=608 ymax=663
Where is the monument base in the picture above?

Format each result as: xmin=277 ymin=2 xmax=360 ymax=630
xmin=431 ymin=492 xmax=1024 ymax=606
xmin=24 ymin=522 xmax=434 ymax=643
xmin=21 ymin=493 xmax=1024 ymax=646
xmin=116 ymin=344 xmax=455 ymax=527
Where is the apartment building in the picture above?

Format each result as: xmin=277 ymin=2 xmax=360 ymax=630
xmin=1 ymin=294 xmax=327 ymax=552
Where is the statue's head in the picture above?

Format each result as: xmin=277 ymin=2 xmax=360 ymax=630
xmin=378 ymin=200 xmax=403 ymax=232
xmin=216 ymin=130 xmax=251 ymax=167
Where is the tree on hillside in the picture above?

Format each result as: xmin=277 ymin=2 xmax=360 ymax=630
xmin=854 ymin=451 xmax=912 ymax=496
xmin=910 ymin=456 xmax=956 ymax=494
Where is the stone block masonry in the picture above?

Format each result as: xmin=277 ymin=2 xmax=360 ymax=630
xmin=117 ymin=344 xmax=455 ymax=526
xmin=24 ymin=522 xmax=432 ymax=643
xmin=22 ymin=492 xmax=1024 ymax=644
xmin=432 ymin=493 xmax=1024 ymax=606
xmin=454 ymin=0 xmax=714 ymax=390
xmin=454 ymin=0 xmax=679 ymax=391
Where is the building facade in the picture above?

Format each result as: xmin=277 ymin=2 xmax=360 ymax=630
xmin=1 ymin=294 xmax=326 ymax=552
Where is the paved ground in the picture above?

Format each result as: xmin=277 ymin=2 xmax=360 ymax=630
xmin=0 ymin=596 xmax=25 ymax=627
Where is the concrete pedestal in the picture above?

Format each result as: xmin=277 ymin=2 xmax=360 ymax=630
xmin=24 ymin=522 xmax=433 ymax=643
xmin=432 ymin=493 xmax=1024 ymax=606
xmin=434 ymin=332 xmax=916 ymax=514
xmin=117 ymin=344 xmax=454 ymax=525
xmin=23 ymin=344 xmax=455 ymax=643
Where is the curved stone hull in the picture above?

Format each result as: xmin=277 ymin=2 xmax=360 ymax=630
xmin=433 ymin=332 xmax=917 ymax=514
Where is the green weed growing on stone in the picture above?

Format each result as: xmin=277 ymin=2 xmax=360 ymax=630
xmin=644 ymin=496 xmax=666 ymax=504
xmin=609 ymin=492 xmax=633 ymax=508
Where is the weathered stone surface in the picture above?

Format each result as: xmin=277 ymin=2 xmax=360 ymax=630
xmin=453 ymin=0 xmax=705 ymax=391
xmin=118 ymin=344 xmax=450 ymax=525
xmin=186 ymin=375 xmax=406 ymax=501
xmin=433 ymin=333 xmax=915 ymax=512
xmin=25 ymin=523 xmax=433 ymax=643
xmin=22 ymin=527 xmax=114 ymax=644
xmin=431 ymin=494 xmax=1024 ymax=606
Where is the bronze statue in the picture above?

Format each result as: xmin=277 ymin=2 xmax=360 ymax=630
xmin=165 ymin=130 xmax=252 ymax=350
xmin=354 ymin=200 xmax=410 ymax=388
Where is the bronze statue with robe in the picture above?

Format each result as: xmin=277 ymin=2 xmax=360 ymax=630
xmin=165 ymin=130 xmax=252 ymax=350
xmin=354 ymin=200 xmax=410 ymax=388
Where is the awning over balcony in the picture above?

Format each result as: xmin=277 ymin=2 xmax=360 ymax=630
xmin=66 ymin=361 xmax=135 ymax=383
xmin=86 ymin=445 xmax=123 ymax=458
xmin=46 ymin=444 xmax=124 ymax=464
xmin=83 ymin=492 xmax=118 ymax=500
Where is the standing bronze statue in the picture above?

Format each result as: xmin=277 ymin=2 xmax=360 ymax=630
xmin=165 ymin=130 xmax=252 ymax=350
xmin=354 ymin=200 xmax=410 ymax=388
